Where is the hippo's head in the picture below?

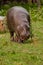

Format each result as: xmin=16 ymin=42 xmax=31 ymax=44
xmin=17 ymin=23 xmax=30 ymax=42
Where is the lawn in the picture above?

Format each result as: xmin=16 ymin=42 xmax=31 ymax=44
xmin=0 ymin=6 xmax=43 ymax=65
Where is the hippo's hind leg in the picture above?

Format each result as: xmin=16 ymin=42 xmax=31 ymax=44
xmin=10 ymin=31 xmax=14 ymax=41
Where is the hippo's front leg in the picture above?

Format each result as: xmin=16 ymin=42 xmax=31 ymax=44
xmin=10 ymin=31 xmax=14 ymax=41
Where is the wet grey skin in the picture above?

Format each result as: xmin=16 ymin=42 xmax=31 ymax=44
xmin=7 ymin=6 xmax=31 ymax=43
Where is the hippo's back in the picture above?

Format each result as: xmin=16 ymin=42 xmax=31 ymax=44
xmin=7 ymin=6 xmax=29 ymax=31
xmin=8 ymin=6 xmax=29 ymax=15
xmin=7 ymin=6 xmax=29 ymax=20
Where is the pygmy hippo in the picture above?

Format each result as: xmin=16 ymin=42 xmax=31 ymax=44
xmin=7 ymin=6 xmax=31 ymax=43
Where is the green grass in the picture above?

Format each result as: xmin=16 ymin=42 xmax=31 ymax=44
xmin=0 ymin=6 xmax=43 ymax=65
xmin=0 ymin=2 xmax=37 ymax=16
